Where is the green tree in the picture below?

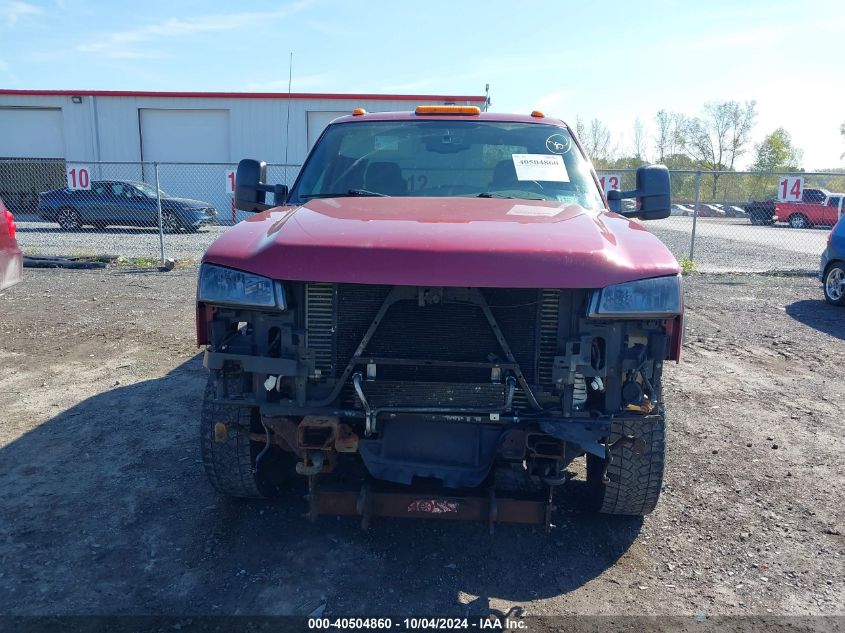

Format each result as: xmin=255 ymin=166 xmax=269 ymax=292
xmin=683 ymin=100 xmax=758 ymax=196
xmin=653 ymin=110 xmax=687 ymax=164
xmin=752 ymin=127 xmax=803 ymax=171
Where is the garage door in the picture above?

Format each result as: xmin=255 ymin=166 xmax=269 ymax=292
xmin=307 ymin=111 xmax=348 ymax=150
xmin=139 ymin=109 xmax=231 ymax=221
xmin=0 ymin=108 xmax=66 ymax=214
xmin=139 ymin=109 xmax=230 ymax=162
xmin=0 ymin=107 xmax=64 ymax=158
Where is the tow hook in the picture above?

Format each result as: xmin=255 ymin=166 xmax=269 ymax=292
xmin=296 ymin=450 xmax=326 ymax=476
xmin=601 ymin=435 xmax=647 ymax=484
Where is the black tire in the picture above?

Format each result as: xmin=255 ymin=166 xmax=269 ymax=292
xmin=788 ymin=213 xmax=810 ymax=229
xmin=200 ymin=375 xmax=286 ymax=498
xmin=586 ymin=408 xmax=666 ymax=516
xmin=749 ymin=211 xmax=771 ymax=226
xmin=823 ymin=262 xmax=845 ymax=306
xmin=57 ymin=207 xmax=82 ymax=231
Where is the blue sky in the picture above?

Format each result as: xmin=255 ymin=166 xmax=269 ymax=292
xmin=3 ymin=0 xmax=844 ymax=168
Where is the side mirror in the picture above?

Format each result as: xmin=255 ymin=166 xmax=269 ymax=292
xmin=235 ymin=159 xmax=289 ymax=212
xmin=607 ymin=165 xmax=671 ymax=220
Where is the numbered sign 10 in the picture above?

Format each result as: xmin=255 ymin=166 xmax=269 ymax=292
xmin=66 ymin=165 xmax=91 ymax=190
xmin=225 ymin=170 xmax=236 ymax=194
xmin=778 ymin=176 xmax=803 ymax=202
xmin=599 ymin=174 xmax=621 ymax=194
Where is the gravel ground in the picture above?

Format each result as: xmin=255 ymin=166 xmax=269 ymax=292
xmin=0 ymin=268 xmax=843 ymax=619
xmin=649 ymin=217 xmax=827 ymax=273
xmin=14 ymin=216 xmax=827 ymax=273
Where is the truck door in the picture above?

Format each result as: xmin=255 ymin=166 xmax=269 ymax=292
xmin=826 ymin=196 xmax=841 ymax=226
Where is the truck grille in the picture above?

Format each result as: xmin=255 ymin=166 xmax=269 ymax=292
xmin=306 ymin=282 xmax=335 ymax=380
xmin=305 ymin=283 xmax=561 ymax=407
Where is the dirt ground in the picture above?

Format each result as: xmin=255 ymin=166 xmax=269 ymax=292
xmin=0 ymin=267 xmax=843 ymax=617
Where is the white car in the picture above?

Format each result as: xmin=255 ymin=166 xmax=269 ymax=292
xmin=671 ymin=204 xmax=694 ymax=216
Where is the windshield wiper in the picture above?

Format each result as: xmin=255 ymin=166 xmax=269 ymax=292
xmin=300 ymin=189 xmax=388 ymax=200
xmin=476 ymin=192 xmax=545 ymax=201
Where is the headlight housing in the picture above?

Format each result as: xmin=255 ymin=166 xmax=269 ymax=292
xmin=589 ymin=275 xmax=682 ymax=318
xmin=198 ymin=263 xmax=286 ymax=309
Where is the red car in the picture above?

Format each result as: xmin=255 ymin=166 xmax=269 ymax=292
xmin=196 ymin=107 xmax=683 ymax=528
xmin=0 ymin=196 xmax=22 ymax=291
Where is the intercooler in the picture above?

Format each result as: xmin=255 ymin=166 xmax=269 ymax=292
xmin=306 ymin=283 xmax=561 ymax=409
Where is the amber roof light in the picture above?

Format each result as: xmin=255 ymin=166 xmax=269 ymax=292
xmin=352 ymin=108 xmax=367 ymax=116
xmin=415 ymin=105 xmax=481 ymax=116
xmin=531 ymin=110 xmax=545 ymax=118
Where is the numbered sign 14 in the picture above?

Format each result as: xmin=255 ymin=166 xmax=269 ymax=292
xmin=599 ymin=174 xmax=621 ymax=194
xmin=66 ymin=165 xmax=91 ymax=190
xmin=778 ymin=176 xmax=803 ymax=202
xmin=225 ymin=169 xmax=236 ymax=194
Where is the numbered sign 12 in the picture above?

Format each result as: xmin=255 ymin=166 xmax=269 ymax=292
xmin=599 ymin=174 xmax=621 ymax=194
xmin=66 ymin=165 xmax=92 ymax=190
xmin=778 ymin=176 xmax=803 ymax=202
xmin=225 ymin=169 xmax=236 ymax=194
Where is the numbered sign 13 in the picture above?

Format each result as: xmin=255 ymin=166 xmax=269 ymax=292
xmin=599 ymin=174 xmax=621 ymax=194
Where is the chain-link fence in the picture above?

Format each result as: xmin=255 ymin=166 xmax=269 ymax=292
xmin=0 ymin=159 xmax=301 ymax=262
xmin=2 ymin=158 xmax=841 ymax=272
xmin=597 ymin=168 xmax=844 ymax=273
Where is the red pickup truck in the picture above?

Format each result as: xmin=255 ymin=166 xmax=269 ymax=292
xmin=776 ymin=190 xmax=845 ymax=228
xmin=196 ymin=107 xmax=683 ymax=529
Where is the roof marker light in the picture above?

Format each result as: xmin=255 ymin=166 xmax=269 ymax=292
xmin=352 ymin=108 xmax=367 ymax=116
xmin=531 ymin=110 xmax=545 ymax=118
xmin=415 ymin=105 xmax=481 ymax=116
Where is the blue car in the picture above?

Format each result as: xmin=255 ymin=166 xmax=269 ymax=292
xmin=37 ymin=180 xmax=217 ymax=233
xmin=821 ymin=215 xmax=845 ymax=305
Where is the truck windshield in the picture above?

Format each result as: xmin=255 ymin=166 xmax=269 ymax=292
xmin=289 ymin=120 xmax=604 ymax=208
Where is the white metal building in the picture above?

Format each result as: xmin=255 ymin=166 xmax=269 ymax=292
xmin=0 ymin=89 xmax=486 ymax=163
xmin=0 ymin=89 xmax=486 ymax=220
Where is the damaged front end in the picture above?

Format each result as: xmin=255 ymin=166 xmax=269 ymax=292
xmin=198 ymin=266 xmax=683 ymax=529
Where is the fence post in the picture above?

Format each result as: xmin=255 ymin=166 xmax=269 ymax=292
xmin=154 ymin=162 xmax=165 ymax=266
xmin=690 ymin=170 xmax=702 ymax=261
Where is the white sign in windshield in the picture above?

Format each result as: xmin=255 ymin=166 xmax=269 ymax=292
xmin=511 ymin=154 xmax=569 ymax=182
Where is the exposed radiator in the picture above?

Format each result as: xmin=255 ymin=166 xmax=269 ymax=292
xmin=305 ymin=283 xmax=562 ymax=406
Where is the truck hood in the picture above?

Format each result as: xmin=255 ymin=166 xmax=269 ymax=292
xmin=202 ymin=197 xmax=679 ymax=288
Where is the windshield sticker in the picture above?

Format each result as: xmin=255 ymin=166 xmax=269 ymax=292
xmin=511 ymin=154 xmax=570 ymax=182
xmin=507 ymin=204 xmax=563 ymax=217
xmin=374 ymin=136 xmax=399 ymax=151
xmin=545 ymin=134 xmax=572 ymax=154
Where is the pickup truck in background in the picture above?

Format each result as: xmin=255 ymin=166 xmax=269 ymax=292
xmin=775 ymin=191 xmax=844 ymax=228
xmin=745 ymin=188 xmax=838 ymax=227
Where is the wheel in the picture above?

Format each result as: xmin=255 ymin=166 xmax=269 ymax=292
xmin=824 ymin=263 xmax=845 ymax=306
xmin=585 ymin=406 xmax=665 ymax=516
xmin=789 ymin=214 xmax=810 ymax=229
xmin=200 ymin=375 xmax=295 ymax=498
xmin=161 ymin=210 xmax=183 ymax=233
xmin=56 ymin=207 xmax=82 ymax=231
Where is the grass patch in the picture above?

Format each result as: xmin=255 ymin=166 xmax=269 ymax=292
xmin=115 ymin=255 xmax=159 ymax=268
xmin=113 ymin=256 xmax=199 ymax=269
xmin=679 ymin=256 xmax=698 ymax=276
